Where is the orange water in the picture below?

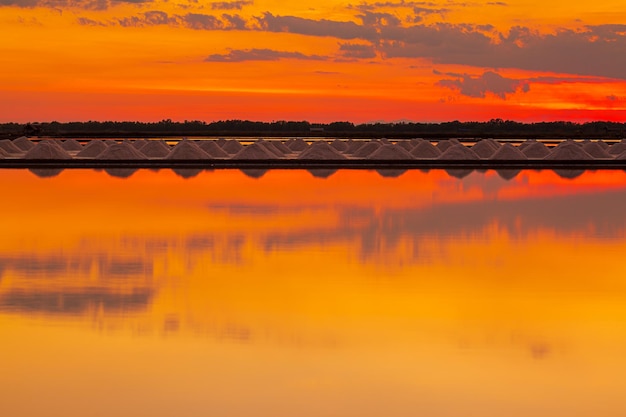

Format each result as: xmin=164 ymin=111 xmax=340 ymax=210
xmin=1 ymin=168 xmax=626 ymax=417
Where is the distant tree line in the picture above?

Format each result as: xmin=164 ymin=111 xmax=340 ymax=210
xmin=1 ymin=119 xmax=625 ymax=139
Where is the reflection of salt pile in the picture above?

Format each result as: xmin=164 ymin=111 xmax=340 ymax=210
xmin=232 ymin=143 xmax=275 ymax=159
xmin=367 ymin=144 xmax=413 ymax=160
xmin=1 ymin=139 xmax=24 ymax=154
xmin=544 ymin=141 xmax=593 ymax=160
xmin=96 ymin=142 xmax=148 ymax=160
xmin=409 ymin=141 xmax=441 ymax=158
xmin=352 ymin=141 xmax=381 ymax=158
xmin=104 ymin=168 xmax=139 ymax=178
xmin=221 ymin=140 xmax=244 ymax=154
xmin=299 ymin=141 xmax=347 ymax=159
xmin=375 ymin=169 xmax=407 ymax=177
xmin=166 ymin=139 xmax=210 ymax=160
xmin=582 ymin=141 xmax=612 ymax=158
xmin=471 ymin=139 xmax=501 ymax=158
xmin=140 ymin=140 xmax=171 ymax=158
xmin=439 ymin=144 xmax=480 ymax=160
xmin=13 ymin=136 xmax=35 ymax=151
xmin=240 ymin=169 xmax=268 ymax=178
xmin=307 ymin=169 xmax=337 ymax=178
xmin=172 ymin=168 xmax=203 ymax=179
xmin=287 ymin=138 xmax=308 ymax=152
xmin=28 ymin=168 xmax=65 ymax=178
xmin=522 ymin=141 xmax=551 ymax=158
xmin=199 ymin=141 xmax=229 ymax=158
xmin=24 ymin=141 xmax=72 ymax=159
xmin=76 ymin=140 xmax=108 ymax=158
xmin=61 ymin=139 xmax=83 ymax=151
xmin=490 ymin=143 xmax=527 ymax=160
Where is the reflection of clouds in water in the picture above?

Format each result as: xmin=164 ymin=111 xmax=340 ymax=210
xmin=0 ymin=288 xmax=153 ymax=316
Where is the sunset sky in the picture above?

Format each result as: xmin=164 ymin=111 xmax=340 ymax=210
xmin=2 ymin=0 xmax=626 ymax=123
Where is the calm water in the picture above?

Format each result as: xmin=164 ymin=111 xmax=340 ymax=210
xmin=1 ymin=168 xmax=626 ymax=417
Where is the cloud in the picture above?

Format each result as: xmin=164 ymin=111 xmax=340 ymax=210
xmin=1 ymin=0 xmax=147 ymax=9
xmin=210 ymin=0 xmax=252 ymax=10
xmin=256 ymin=12 xmax=374 ymax=40
xmin=338 ymin=42 xmax=377 ymax=59
xmin=437 ymin=71 xmax=530 ymax=99
xmin=204 ymin=48 xmax=325 ymax=62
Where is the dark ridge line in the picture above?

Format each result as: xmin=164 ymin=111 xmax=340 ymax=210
xmin=2 ymin=159 xmax=626 ymax=170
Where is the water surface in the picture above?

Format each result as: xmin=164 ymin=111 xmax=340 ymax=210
xmin=1 ymin=168 xmax=626 ymax=417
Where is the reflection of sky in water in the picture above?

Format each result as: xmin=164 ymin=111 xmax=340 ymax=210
xmin=1 ymin=169 xmax=626 ymax=417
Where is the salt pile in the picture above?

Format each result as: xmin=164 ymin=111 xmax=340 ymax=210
xmin=132 ymin=139 xmax=150 ymax=150
xmin=582 ymin=141 xmax=612 ymax=158
xmin=396 ymin=140 xmax=414 ymax=151
xmin=518 ymin=140 xmax=536 ymax=150
xmin=331 ymin=139 xmax=349 ymax=152
xmin=232 ymin=142 xmax=276 ymax=159
xmin=166 ymin=139 xmax=211 ymax=160
xmin=597 ymin=140 xmax=609 ymax=149
xmin=608 ymin=142 xmax=626 ymax=155
xmin=0 ymin=139 xmax=22 ymax=154
xmin=61 ymin=139 xmax=83 ymax=151
xmin=221 ymin=140 xmax=244 ymax=154
xmin=272 ymin=141 xmax=292 ymax=154
xmin=352 ymin=141 xmax=381 ymax=158
xmin=544 ymin=141 xmax=593 ymax=160
xmin=13 ymin=136 xmax=35 ymax=151
xmin=367 ymin=144 xmax=414 ymax=160
xmin=257 ymin=140 xmax=285 ymax=158
xmin=345 ymin=140 xmax=367 ymax=154
xmin=287 ymin=138 xmax=308 ymax=152
xmin=96 ymin=142 xmax=148 ymax=160
xmin=24 ymin=141 xmax=72 ymax=159
xmin=490 ymin=143 xmax=527 ymax=160
xmin=410 ymin=141 xmax=441 ymax=159
xmin=471 ymin=139 xmax=501 ymax=158
xmin=0 ymin=148 xmax=6 ymax=158
xmin=76 ymin=140 xmax=108 ymax=158
xmin=436 ymin=139 xmax=459 ymax=152
xmin=199 ymin=141 xmax=229 ymax=158
xmin=522 ymin=141 xmax=551 ymax=159
xmin=438 ymin=144 xmax=480 ymax=160
xmin=140 ymin=140 xmax=172 ymax=158
xmin=298 ymin=141 xmax=347 ymax=160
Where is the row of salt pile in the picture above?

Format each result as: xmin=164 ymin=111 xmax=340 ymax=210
xmin=2 ymin=137 xmax=626 ymax=161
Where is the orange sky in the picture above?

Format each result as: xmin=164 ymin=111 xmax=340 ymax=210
xmin=2 ymin=1 xmax=626 ymax=122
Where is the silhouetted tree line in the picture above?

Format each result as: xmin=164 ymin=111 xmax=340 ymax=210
xmin=1 ymin=119 xmax=625 ymax=139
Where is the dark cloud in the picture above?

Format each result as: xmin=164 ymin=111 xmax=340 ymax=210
xmin=2 ymin=0 xmax=147 ymax=9
xmin=256 ymin=12 xmax=374 ymax=40
xmin=204 ymin=48 xmax=325 ymax=62
xmin=437 ymin=71 xmax=530 ymax=99
xmin=339 ymin=42 xmax=377 ymax=59
xmin=69 ymin=4 xmax=626 ymax=80
xmin=210 ymin=0 xmax=252 ymax=10
xmin=76 ymin=16 xmax=105 ymax=25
